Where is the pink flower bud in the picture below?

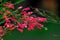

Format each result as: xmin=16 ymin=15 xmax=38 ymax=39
xmin=23 ymin=7 xmax=30 ymax=11
xmin=37 ymin=17 xmax=47 ymax=22
xmin=18 ymin=6 xmax=23 ymax=9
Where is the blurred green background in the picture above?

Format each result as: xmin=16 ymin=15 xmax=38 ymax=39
xmin=4 ymin=22 xmax=60 ymax=40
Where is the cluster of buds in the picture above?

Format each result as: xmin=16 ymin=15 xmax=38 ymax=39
xmin=0 ymin=2 xmax=47 ymax=33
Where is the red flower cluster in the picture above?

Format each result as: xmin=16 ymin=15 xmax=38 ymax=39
xmin=22 ymin=17 xmax=46 ymax=30
xmin=2 ymin=4 xmax=47 ymax=33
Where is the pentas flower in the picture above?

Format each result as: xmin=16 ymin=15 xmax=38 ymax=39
xmin=23 ymin=16 xmax=46 ymax=30
xmin=22 ymin=16 xmax=44 ymax=31
xmin=1 ymin=6 xmax=47 ymax=33
xmin=3 ymin=2 xmax=14 ymax=9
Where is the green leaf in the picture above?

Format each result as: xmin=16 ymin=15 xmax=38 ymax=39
xmin=14 ymin=0 xmax=24 ymax=5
